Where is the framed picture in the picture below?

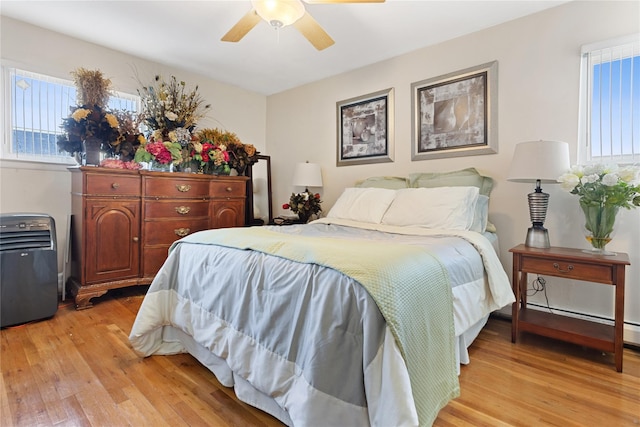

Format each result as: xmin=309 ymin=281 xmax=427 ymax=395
xmin=336 ymin=88 xmax=394 ymax=166
xmin=411 ymin=61 xmax=498 ymax=161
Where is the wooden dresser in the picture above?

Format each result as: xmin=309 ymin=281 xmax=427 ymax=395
xmin=68 ymin=166 xmax=247 ymax=309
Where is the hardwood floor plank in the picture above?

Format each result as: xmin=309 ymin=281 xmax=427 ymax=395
xmin=1 ymin=286 xmax=638 ymax=427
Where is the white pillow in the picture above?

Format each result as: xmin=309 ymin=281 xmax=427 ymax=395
xmin=327 ymin=187 xmax=397 ymax=224
xmin=381 ymin=186 xmax=479 ymax=230
xmin=470 ymin=195 xmax=489 ymax=233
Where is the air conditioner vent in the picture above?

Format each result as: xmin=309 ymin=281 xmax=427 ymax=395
xmin=0 ymin=229 xmax=52 ymax=252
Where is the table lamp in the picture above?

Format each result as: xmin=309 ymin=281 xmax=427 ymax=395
xmin=507 ymin=140 xmax=570 ymax=248
xmin=293 ymin=161 xmax=323 ymax=192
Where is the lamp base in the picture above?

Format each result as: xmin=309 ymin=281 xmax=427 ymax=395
xmin=525 ymin=225 xmax=550 ymax=248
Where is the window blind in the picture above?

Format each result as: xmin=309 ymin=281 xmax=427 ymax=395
xmin=580 ymin=34 xmax=640 ymax=164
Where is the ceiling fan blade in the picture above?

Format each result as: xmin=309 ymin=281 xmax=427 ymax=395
xmin=304 ymin=0 xmax=385 ymax=3
xmin=293 ymin=12 xmax=335 ymax=51
xmin=221 ymin=9 xmax=262 ymax=42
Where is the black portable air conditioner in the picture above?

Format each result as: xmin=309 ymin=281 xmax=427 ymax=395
xmin=0 ymin=213 xmax=58 ymax=327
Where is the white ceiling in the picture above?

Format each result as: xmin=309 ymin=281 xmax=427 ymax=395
xmin=1 ymin=0 xmax=568 ymax=95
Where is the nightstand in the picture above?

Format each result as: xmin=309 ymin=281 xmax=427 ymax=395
xmin=509 ymin=244 xmax=630 ymax=372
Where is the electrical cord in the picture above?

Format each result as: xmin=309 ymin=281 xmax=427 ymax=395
xmin=527 ymin=275 xmax=553 ymax=313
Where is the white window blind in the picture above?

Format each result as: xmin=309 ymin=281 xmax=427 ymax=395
xmin=2 ymin=67 xmax=139 ymax=163
xmin=579 ymin=34 xmax=640 ymax=164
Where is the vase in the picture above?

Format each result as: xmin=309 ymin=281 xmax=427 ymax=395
xmin=297 ymin=211 xmax=310 ymax=223
xmin=149 ymin=161 xmax=172 ymax=172
xmin=204 ymin=164 xmax=231 ymax=175
xmin=83 ymin=137 xmax=103 ymax=166
xmin=580 ymin=201 xmax=619 ymax=255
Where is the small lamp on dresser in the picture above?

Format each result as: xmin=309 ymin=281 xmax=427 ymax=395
xmin=507 ymin=140 xmax=570 ymax=248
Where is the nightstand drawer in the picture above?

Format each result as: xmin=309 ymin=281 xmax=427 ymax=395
xmin=520 ymin=256 xmax=612 ymax=282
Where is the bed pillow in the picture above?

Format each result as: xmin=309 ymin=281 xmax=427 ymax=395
xmin=355 ymin=176 xmax=409 ymax=189
xmin=470 ymin=195 xmax=489 ymax=233
xmin=408 ymin=168 xmax=494 ymax=196
xmin=327 ymin=187 xmax=397 ymax=224
xmin=381 ymin=186 xmax=479 ymax=230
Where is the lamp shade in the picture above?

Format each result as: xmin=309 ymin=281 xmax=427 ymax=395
xmin=507 ymin=140 xmax=570 ymax=183
xmin=293 ymin=162 xmax=323 ymax=188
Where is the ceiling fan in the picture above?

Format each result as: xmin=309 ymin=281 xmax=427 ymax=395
xmin=221 ymin=0 xmax=385 ymax=51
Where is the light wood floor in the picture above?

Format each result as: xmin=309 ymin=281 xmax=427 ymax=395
xmin=1 ymin=286 xmax=639 ymax=426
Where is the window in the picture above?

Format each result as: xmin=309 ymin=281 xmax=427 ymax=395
xmin=2 ymin=67 xmax=139 ymax=163
xmin=579 ymin=34 xmax=640 ymax=164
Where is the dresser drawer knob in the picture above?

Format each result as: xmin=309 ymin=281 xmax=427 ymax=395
xmin=226 ymin=187 xmax=233 ymax=192
xmin=176 ymin=184 xmax=191 ymax=192
xmin=111 ymin=182 xmax=120 ymax=189
xmin=175 ymin=228 xmax=190 ymax=237
xmin=132 ymin=237 xmax=139 ymax=242
xmin=553 ymin=263 xmax=574 ymax=273
xmin=175 ymin=206 xmax=191 ymax=215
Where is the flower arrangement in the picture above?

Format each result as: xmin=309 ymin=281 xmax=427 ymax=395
xmin=558 ymin=164 xmax=640 ymax=208
xmin=135 ymin=74 xmax=212 ymax=170
xmin=57 ymin=105 xmax=121 ymax=156
xmin=283 ymin=191 xmax=322 ymax=222
xmin=112 ymin=110 xmax=146 ymax=161
xmin=138 ymin=75 xmax=210 ymax=133
xmin=558 ymin=163 xmax=640 ymax=251
xmin=56 ymin=68 xmax=123 ymax=160
xmin=193 ymin=128 xmax=258 ymax=175
xmin=134 ymin=130 xmax=183 ymax=167
xmin=56 ymin=68 xmax=118 ymax=157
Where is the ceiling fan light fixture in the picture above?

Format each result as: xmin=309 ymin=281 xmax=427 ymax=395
xmin=252 ymin=0 xmax=306 ymax=28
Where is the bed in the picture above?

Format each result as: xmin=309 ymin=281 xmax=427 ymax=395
xmin=129 ymin=169 xmax=515 ymax=426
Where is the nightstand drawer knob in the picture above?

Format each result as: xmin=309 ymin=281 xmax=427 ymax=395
xmin=553 ymin=263 xmax=574 ymax=273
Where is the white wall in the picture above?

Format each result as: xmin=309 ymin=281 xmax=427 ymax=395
xmin=0 ymin=16 xmax=268 ymax=283
xmin=265 ymin=1 xmax=640 ymax=343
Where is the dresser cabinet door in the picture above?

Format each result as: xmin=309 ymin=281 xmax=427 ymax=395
xmin=211 ymin=199 xmax=245 ymax=228
xmin=85 ymin=199 xmax=140 ymax=283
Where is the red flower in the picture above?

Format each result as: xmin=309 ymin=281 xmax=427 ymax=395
xmin=314 ymin=193 xmax=321 ymax=199
xmin=282 ymin=203 xmax=290 ymax=209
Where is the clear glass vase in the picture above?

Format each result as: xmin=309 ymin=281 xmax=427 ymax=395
xmin=149 ymin=161 xmax=172 ymax=172
xmin=83 ymin=136 xmax=103 ymax=166
xmin=580 ymin=202 xmax=618 ymax=256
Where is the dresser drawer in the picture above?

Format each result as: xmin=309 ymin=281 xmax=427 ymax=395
xmin=144 ymin=219 xmax=209 ymax=245
xmin=144 ymin=200 xmax=209 ymax=219
xmin=86 ymin=173 xmax=140 ymax=196
xmin=210 ymin=180 xmax=246 ymax=198
xmin=144 ymin=176 xmax=210 ymax=198
xmin=521 ymin=256 xmax=613 ymax=283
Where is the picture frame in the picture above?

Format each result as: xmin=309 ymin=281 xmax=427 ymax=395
xmin=336 ymin=87 xmax=394 ymax=166
xmin=411 ymin=61 xmax=498 ymax=161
